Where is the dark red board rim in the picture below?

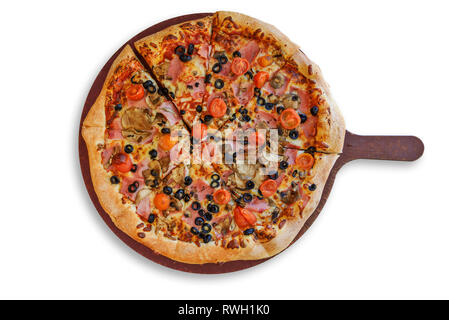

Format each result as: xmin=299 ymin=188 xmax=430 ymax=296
xmin=78 ymin=13 xmax=424 ymax=274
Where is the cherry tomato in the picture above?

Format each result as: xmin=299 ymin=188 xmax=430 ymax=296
xmin=159 ymin=134 xmax=177 ymax=151
xmin=295 ymin=153 xmax=315 ymax=170
xmin=254 ymin=71 xmax=270 ymax=88
xmin=231 ymin=57 xmax=250 ymax=76
xmin=126 ymin=84 xmax=145 ymax=101
xmin=111 ymin=153 xmax=133 ymax=173
xmin=279 ymin=108 xmax=301 ymax=130
xmin=209 ymin=98 xmax=227 ymax=118
xmin=233 ymin=206 xmax=257 ymax=230
xmin=259 ymin=179 xmax=277 ymax=197
xmin=257 ymin=55 xmax=273 ymax=67
xmin=213 ymin=189 xmax=231 ymax=205
xmin=154 ymin=193 xmax=170 ymax=211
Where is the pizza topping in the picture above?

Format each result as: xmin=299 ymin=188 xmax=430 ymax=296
xmin=190 ymin=227 xmax=200 ymax=235
xmin=267 ymin=73 xmax=290 ymax=96
xmin=212 ymin=63 xmax=222 ymax=73
xmin=213 ymin=189 xmax=231 ymax=204
xmin=289 ymin=130 xmax=299 ymax=140
xmin=126 ymin=84 xmax=145 ymax=101
xmin=279 ymin=108 xmax=301 ymax=130
xmin=259 ymin=179 xmax=277 ymax=197
xmin=308 ymin=184 xmax=317 ymax=191
xmin=159 ymin=134 xmax=177 ymax=151
xmin=110 ymin=176 xmax=120 ymax=184
xmin=154 ymin=193 xmax=170 ymax=211
xmin=124 ymin=144 xmax=134 ymax=153
xmin=239 ymin=41 xmax=260 ymax=64
xmin=202 ymin=223 xmax=212 ymax=234
xmin=120 ymin=176 xmax=144 ymax=201
xmin=233 ymin=206 xmax=257 ymax=230
xmin=256 ymin=110 xmax=278 ymax=129
xmin=232 ymin=81 xmax=255 ymax=105
xmin=167 ymin=55 xmax=184 ymax=81
xmin=157 ymin=101 xmax=181 ymax=125
xmin=149 ymin=149 xmax=158 ymax=159
xmin=279 ymin=160 xmax=289 ymax=170
xmin=189 ymin=179 xmax=215 ymax=201
xmin=108 ymin=117 xmax=123 ymax=140
xmin=231 ymin=57 xmax=250 ymax=76
xmin=174 ymin=45 xmax=185 ymax=56
xmin=111 ymin=153 xmax=133 ymax=173
xmin=295 ymin=153 xmax=315 ymax=170
xmin=310 ymin=106 xmax=319 ymax=116
xmin=209 ymin=98 xmax=227 ymax=118
xmin=245 ymin=197 xmax=269 ymax=213
xmin=244 ymin=228 xmax=255 ymax=235
xmin=254 ymin=71 xmax=269 ymax=88
xmin=214 ymin=79 xmax=224 ymax=89
xmin=187 ymin=78 xmax=205 ymax=100
xmin=148 ymin=213 xmax=156 ymax=223
xmin=114 ymin=104 xmax=122 ymax=111
xmin=257 ymin=55 xmax=273 ymax=67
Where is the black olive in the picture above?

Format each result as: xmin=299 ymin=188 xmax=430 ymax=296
xmin=280 ymin=191 xmax=287 ymax=198
xmin=242 ymin=115 xmax=251 ymax=122
xmin=130 ymin=75 xmax=139 ymax=84
xmin=243 ymin=193 xmax=253 ymax=203
xmin=257 ymin=96 xmax=266 ymax=106
xmin=110 ymin=176 xmax=120 ymax=184
xmin=114 ymin=104 xmax=122 ymax=111
xmin=211 ymin=173 xmax=220 ymax=181
xmin=202 ymin=223 xmax=212 ymax=233
xmin=195 ymin=82 xmax=200 ymax=87
xmin=161 ymin=128 xmax=170 ymax=134
xmin=169 ymin=92 xmax=175 ymax=99
xmin=175 ymin=45 xmax=185 ymax=56
xmin=246 ymin=180 xmax=255 ymax=190
xmin=309 ymin=184 xmax=317 ymax=191
xmin=203 ymin=234 xmax=212 ymax=243
xmin=128 ymin=183 xmax=137 ymax=193
xmin=163 ymin=186 xmax=172 ymax=195
xmin=212 ymin=63 xmax=222 ymax=73
xmin=205 ymin=74 xmax=212 ymax=83
xmin=147 ymin=84 xmax=157 ymax=94
xmin=306 ymin=146 xmax=316 ymax=154
xmin=269 ymin=171 xmax=279 ymax=180
xmin=183 ymin=194 xmax=191 ymax=202
xmin=210 ymin=180 xmax=219 ymax=188
xmin=180 ymin=110 xmax=186 ymax=115
xmin=292 ymin=170 xmax=298 ymax=177
xmin=214 ymin=79 xmax=224 ymax=89
xmin=218 ymin=55 xmax=228 ymax=64
xmin=272 ymin=211 xmax=279 ymax=220
xmin=207 ymin=203 xmax=219 ymax=213
xmin=310 ymin=106 xmax=319 ymax=116
xmin=124 ymin=144 xmax=133 ymax=153
xmin=280 ymin=160 xmax=289 ymax=170
xmin=245 ymin=71 xmax=253 ymax=79
xmin=254 ymin=87 xmax=260 ymax=95
xmin=190 ymin=226 xmax=199 ymax=235
xmin=265 ymin=103 xmax=274 ymax=110
xmin=151 ymin=180 xmax=159 ymax=188
xmin=299 ymin=113 xmax=307 ymax=123
xmin=276 ymin=105 xmax=285 ymax=114
xmin=206 ymin=194 xmax=213 ymax=201
xmin=198 ymin=209 xmax=206 ymax=217
xmin=184 ymin=176 xmax=193 ymax=186
xmin=158 ymin=87 xmax=169 ymax=96
xmin=230 ymin=113 xmax=237 ymax=121
xmin=195 ymin=217 xmax=204 ymax=226
xmin=192 ymin=201 xmax=201 ymax=210
xmin=149 ymin=149 xmax=157 ymax=159
xmin=289 ymin=130 xmax=299 ymax=139
xmin=292 ymin=95 xmax=299 ymax=101
xmin=196 ymin=105 xmax=203 ymax=113
xmin=174 ymin=189 xmax=185 ymax=200
xmin=180 ymin=54 xmax=192 ymax=62
xmin=187 ymin=43 xmax=194 ymax=55
xmin=143 ymin=79 xmax=153 ymax=89
xmin=239 ymin=107 xmax=248 ymax=115
xmin=233 ymin=51 xmax=241 ymax=57
xmin=130 ymin=164 xmax=137 ymax=173
xmin=244 ymin=228 xmax=255 ymax=235
xmin=201 ymin=115 xmax=211 ymax=124
xmin=204 ymin=212 xmax=213 ymax=221
xmin=148 ymin=214 xmax=156 ymax=223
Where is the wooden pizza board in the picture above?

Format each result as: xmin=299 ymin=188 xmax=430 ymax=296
xmin=78 ymin=13 xmax=424 ymax=274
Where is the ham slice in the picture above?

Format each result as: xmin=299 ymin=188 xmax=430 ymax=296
xmin=136 ymin=196 xmax=151 ymax=220
xmin=256 ymin=110 xmax=278 ymax=129
xmin=232 ymin=81 xmax=255 ymax=105
xmin=167 ymin=55 xmax=184 ymax=82
xmin=120 ymin=176 xmax=144 ymax=201
xmin=275 ymin=173 xmax=285 ymax=187
xmin=198 ymin=44 xmax=210 ymax=59
xmin=107 ymin=117 xmax=123 ymax=140
xmin=157 ymin=101 xmax=181 ymax=125
xmin=285 ymin=149 xmax=298 ymax=165
xmin=245 ymin=197 xmax=269 ymax=213
xmin=187 ymin=78 xmax=205 ymax=100
xmin=127 ymin=97 xmax=148 ymax=108
xmin=240 ymin=41 xmax=260 ymax=64
xmin=188 ymin=179 xmax=214 ymax=201
xmin=221 ymin=170 xmax=233 ymax=183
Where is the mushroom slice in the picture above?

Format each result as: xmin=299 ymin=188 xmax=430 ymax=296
xmin=281 ymin=93 xmax=301 ymax=110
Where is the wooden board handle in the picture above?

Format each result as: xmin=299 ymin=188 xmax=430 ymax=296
xmin=343 ymin=131 xmax=424 ymax=162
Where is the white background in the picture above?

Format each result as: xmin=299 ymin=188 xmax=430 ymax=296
xmin=1 ymin=0 xmax=448 ymax=299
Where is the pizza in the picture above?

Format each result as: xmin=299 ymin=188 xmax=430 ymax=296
xmin=81 ymin=11 xmax=345 ymax=264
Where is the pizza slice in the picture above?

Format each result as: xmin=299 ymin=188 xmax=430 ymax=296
xmin=134 ymin=17 xmax=213 ymax=128
xmin=201 ymin=11 xmax=298 ymax=131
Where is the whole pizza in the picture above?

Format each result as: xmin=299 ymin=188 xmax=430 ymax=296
xmin=81 ymin=11 xmax=345 ymax=264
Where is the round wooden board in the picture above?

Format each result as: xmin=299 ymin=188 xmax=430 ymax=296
xmin=78 ymin=13 xmax=424 ymax=274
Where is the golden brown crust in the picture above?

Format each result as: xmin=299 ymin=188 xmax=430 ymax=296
xmin=291 ymin=50 xmax=346 ymax=153
xmin=215 ymin=11 xmax=299 ymax=59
